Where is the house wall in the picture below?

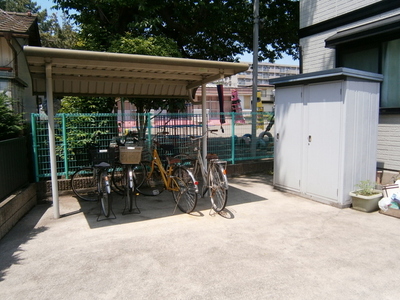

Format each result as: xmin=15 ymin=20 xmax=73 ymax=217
xmin=377 ymin=115 xmax=400 ymax=171
xmin=300 ymin=0 xmax=379 ymax=28
xmin=300 ymin=0 xmax=400 ymax=73
xmin=0 ymin=36 xmax=37 ymax=122
xmin=299 ymin=0 xmax=400 ymax=175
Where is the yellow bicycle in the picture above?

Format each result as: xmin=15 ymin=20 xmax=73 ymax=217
xmin=137 ymin=133 xmax=198 ymax=213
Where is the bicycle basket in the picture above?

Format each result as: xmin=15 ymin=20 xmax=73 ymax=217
xmin=89 ymin=148 xmax=116 ymax=166
xmin=119 ymin=146 xmax=143 ymax=164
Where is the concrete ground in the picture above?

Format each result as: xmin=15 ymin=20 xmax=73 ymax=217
xmin=1 ymin=173 xmax=399 ymax=300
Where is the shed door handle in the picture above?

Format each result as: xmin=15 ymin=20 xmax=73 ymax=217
xmin=308 ymin=135 xmax=312 ymax=142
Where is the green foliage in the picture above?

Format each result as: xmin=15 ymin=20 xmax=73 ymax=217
xmin=54 ymin=0 xmax=299 ymax=61
xmin=0 ymin=0 xmax=42 ymax=14
xmin=354 ymin=180 xmax=379 ymax=196
xmin=108 ymin=34 xmax=181 ymax=57
xmin=40 ymin=13 xmax=79 ymax=49
xmin=58 ymin=96 xmax=116 ymax=113
xmin=0 ymin=93 xmax=24 ymax=141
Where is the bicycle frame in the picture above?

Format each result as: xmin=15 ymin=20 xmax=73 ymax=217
xmin=191 ymin=132 xmax=228 ymax=193
xmin=148 ymin=147 xmax=180 ymax=192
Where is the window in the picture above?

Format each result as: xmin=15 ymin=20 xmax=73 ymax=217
xmin=339 ymin=47 xmax=379 ymax=73
xmin=381 ymin=39 xmax=400 ymax=108
xmin=338 ymin=37 xmax=400 ymax=110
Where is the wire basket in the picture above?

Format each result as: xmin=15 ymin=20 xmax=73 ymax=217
xmin=119 ymin=146 xmax=143 ymax=164
xmin=89 ymin=148 xmax=116 ymax=166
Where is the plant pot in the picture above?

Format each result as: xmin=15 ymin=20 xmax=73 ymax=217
xmin=349 ymin=190 xmax=383 ymax=212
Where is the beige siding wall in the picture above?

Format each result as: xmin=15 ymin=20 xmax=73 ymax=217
xmin=378 ymin=115 xmax=400 ymax=171
xmin=0 ymin=38 xmax=13 ymax=65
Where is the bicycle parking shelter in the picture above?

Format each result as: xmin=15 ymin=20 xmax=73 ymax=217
xmin=24 ymin=46 xmax=249 ymax=218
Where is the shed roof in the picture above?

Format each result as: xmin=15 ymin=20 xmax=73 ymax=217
xmin=24 ymin=46 xmax=249 ymax=100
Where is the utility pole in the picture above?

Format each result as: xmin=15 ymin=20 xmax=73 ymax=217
xmin=251 ymin=0 xmax=259 ymax=156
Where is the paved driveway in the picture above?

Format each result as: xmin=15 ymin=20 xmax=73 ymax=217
xmin=1 ymin=174 xmax=399 ymax=299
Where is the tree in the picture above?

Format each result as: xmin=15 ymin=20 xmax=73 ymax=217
xmin=0 ymin=0 xmax=42 ymax=14
xmin=54 ymin=0 xmax=299 ymax=62
xmin=58 ymin=96 xmax=116 ymax=113
xmin=40 ymin=12 xmax=79 ymax=49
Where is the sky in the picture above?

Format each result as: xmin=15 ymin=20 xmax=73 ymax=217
xmin=35 ymin=0 xmax=299 ymax=66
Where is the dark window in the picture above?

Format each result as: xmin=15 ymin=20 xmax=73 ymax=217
xmin=337 ymin=38 xmax=400 ymax=110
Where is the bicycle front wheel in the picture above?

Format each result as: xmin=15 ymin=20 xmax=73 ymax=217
xmin=172 ymin=166 xmax=198 ymax=213
xmin=71 ymin=167 xmax=98 ymax=201
xmin=125 ymin=165 xmax=137 ymax=212
xmin=100 ymin=173 xmax=112 ymax=217
xmin=136 ymin=161 xmax=164 ymax=196
xmin=133 ymin=162 xmax=147 ymax=188
xmin=209 ymin=163 xmax=228 ymax=212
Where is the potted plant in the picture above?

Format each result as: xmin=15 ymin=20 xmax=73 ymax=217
xmin=349 ymin=180 xmax=383 ymax=212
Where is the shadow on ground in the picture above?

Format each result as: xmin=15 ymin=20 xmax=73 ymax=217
xmin=74 ymin=182 xmax=269 ymax=229
xmin=0 ymin=201 xmax=51 ymax=281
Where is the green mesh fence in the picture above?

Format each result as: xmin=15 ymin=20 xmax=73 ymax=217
xmin=31 ymin=112 xmax=274 ymax=181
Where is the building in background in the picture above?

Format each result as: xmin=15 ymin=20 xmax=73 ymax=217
xmin=194 ymin=62 xmax=299 ymax=114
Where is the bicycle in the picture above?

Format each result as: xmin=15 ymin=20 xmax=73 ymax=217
xmin=111 ymin=137 xmax=147 ymax=197
xmin=71 ymin=148 xmax=116 ymax=219
xmin=115 ymin=145 xmax=143 ymax=214
xmin=183 ymin=129 xmax=229 ymax=212
xmin=136 ymin=133 xmax=199 ymax=214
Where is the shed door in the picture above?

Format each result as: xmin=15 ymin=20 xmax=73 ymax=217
xmin=274 ymin=86 xmax=303 ymax=191
xmin=303 ymin=82 xmax=342 ymax=201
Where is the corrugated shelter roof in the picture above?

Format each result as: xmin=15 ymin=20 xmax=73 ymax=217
xmin=0 ymin=10 xmax=41 ymax=46
xmin=24 ymin=46 xmax=249 ymax=100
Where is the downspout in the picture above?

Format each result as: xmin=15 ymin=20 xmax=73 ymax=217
xmin=46 ymin=61 xmax=60 ymax=219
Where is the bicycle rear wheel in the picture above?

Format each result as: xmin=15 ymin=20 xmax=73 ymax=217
xmin=209 ymin=163 xmax=228 ymax=212
xmin=172 ymin=166 xmax=198 ymax=213
xmin=180 ymin=159 xmax=199 ymax=179
xmin=136 ymin=161 xmax=164 ymax=196
xmin=100 ymin=172 xmax=112 ymax=217
xmin=71 ymin=167 xmax=98 ymax=201
xmin=111 ymin=163 xmax=125 ymax=195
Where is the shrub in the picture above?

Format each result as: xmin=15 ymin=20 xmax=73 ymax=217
xmin=0 ymin=92 xmax=24 ymax=141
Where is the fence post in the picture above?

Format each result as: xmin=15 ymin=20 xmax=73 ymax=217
xmin=61 ymin=114 xmax=69 ymax=179
xmin=146 ymin=112 xmax=152 ymax=150
xmin=231 ymin=112 xmax=235 ymax=165
xmin=31 ymin=113 xmax=40 ymax=182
